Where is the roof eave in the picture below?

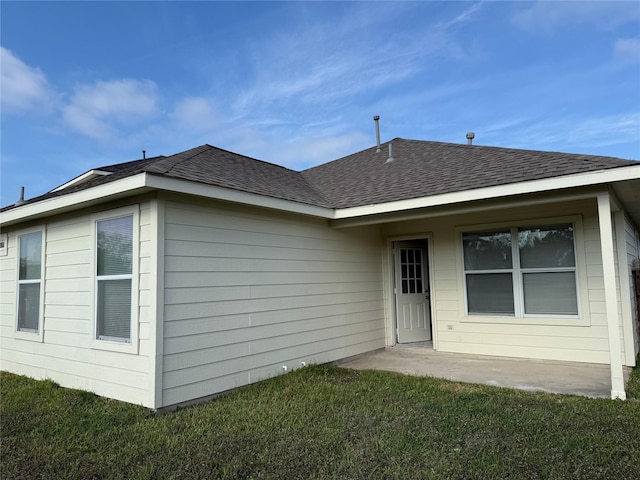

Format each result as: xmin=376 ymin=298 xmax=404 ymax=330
xmin=332 ymin=164 xmax=640 ymax=221
xmin=3 ymin=164 xmax=638 ymax=229
xmin=1 ymin=173 xmax=336 ymax=228
xmin=1 ymin=174 xmax=150 ymax=227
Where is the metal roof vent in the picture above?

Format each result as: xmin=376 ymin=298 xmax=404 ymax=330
xmin=385 ymin=142 xmax=395 ymax=163
xmin=466 ymin=132 xmax=475 ymax=145
xmin=14 ymin=186 xmax=26 ymax=206
xmin=374 ymin=115 xmax=381 ymax=153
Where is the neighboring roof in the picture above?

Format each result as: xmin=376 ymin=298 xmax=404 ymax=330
xmin=2 ymin=138 xmax=637 ymax=214
xmin=302 ymin=138 xmax=638 ymax=208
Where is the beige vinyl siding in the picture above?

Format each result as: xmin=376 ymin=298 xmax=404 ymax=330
xmin=162 ymin=196 xmax=384 ymax=407
xmin=0 ymin=200 xmax=156 ymax=407
xmin=383 ymin=196 xmax=627 ymax=365
xmin=623 ymin=214 xmax=640 ymax=359
xmin=0 ymin=232 xmax=18 ymax=343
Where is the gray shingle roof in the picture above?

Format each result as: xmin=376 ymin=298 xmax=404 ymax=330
xmin=144 ymin=145 xmax=331 ymax=207
xmin=302 ymin=138 xmax=637 ymax=208
xmin=2 ymin=138 xmax=636 ymax=213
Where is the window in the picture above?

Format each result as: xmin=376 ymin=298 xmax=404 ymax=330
xmin=463 ymin=223 xmax=578 ymax=317
xmin=17 ymin=231 xmax=43 ymax=332
xmin=96 ymin=215 xmax=133 ymax=342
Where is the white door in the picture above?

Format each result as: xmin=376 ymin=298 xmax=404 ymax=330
xmin=394 ymin=241 xmax=432 ymax=343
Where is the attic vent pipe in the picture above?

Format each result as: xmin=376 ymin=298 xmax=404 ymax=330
xmin=386 ymin=142 xmax=395 ymax=163
xmin=142 ymin=150 xmax=146 ymax=159
xmin=373 ymin=115 xmax=381 ymax=153
xmin=15 ymin=186 xmax=26 ymax=206
xmin=466 ymin=132 xmax=475 ymax=145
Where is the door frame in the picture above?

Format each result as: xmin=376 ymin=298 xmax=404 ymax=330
xmin=386 ymin=234 xmax=437 ymax=348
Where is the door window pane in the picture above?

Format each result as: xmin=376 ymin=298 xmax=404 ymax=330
xmin=518 ymin=224 xmax=575 ymax=268
xmin=400 ymin=248 xmax=424 ymax=294
xmin=463 ymin=231 xmax=512 ymax=270
xmin=523 ymin=272 xmax=578 ymax=315
xmin=466 ymin=273 xmax=514 ymax=314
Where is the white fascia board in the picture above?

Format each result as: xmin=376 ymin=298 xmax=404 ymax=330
xmin=1 ymin=174 xmax=148 ymax=227
xmin=2 ymin=173 xmax=333 ymax=228
xmin=144 ymin=175 xmax=335 ymax=219
xmin=333 ymin=164 xmax=640 ymax=220
xmin=50 ymin=169 xmax=112 ymax=192
xmin=331 ymin=189 xmax=605 ymax=229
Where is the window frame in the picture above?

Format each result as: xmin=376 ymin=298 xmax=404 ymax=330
xmin=457 ymin=215 xmax=589 ymax=326
xmin=14 ymin=226 xmax=45 ymax=342
xmin=0 ymin=232 xmax=8 ymax=256
xmin=90 ymin=206 xmax=139 ymax=354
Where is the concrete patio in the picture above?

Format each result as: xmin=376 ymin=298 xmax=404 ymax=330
xmin=338 ymin=344 xmax=632 ymax=398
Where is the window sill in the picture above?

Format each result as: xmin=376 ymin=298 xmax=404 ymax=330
xmin=13 ymin=329 xmax=44 ymax=342
xmin=462 ymin=314 xmax=590 ymax=327
xmin=91 ymin=338 xmax=139 ymax=355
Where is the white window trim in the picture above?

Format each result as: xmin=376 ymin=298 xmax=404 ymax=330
xmin=456 ymin=215 xmax=590 ymax=326
xmin=14 ymin=226 xmax=45 ymax=342
xmin=0 ymin=232 xmax=8 ymax=256
xmin=90 ymin=205 xmax=140 ymax=354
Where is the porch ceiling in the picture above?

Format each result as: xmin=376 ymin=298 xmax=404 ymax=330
xmin=613 ymin=178 xmax=640 ymax=227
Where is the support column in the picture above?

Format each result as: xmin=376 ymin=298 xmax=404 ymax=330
xmin=614 ymin=209 xmax=636 ymax=366
xmin=597 ymin=193 xmax=626 ymax=399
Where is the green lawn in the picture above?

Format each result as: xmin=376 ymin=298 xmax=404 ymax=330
xmin=2 ymin=365 xmax=640 ymax=480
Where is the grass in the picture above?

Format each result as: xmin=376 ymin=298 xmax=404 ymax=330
xmin=2 ymin=365 xmax=640 ymax=480
xmin=627 ymin=355 xmax=640 ymax=399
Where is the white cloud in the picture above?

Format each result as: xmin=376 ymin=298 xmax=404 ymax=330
xmin=487 ymin=112 xmax=640 ymax=156
xmin=437 ymin=2 xmax=483 ymax=29
xmin=172 ymin=96 xmax=218 ymax=131
xmin=276 ymin=132 xmax=370 ymax=168
xmin=615 ymin=37 xmax=640 ymax=62
xmin=61 ymin=79 xmax=158 ymax=141
xmin=0 ymin=47 xmax=54 ymax=114
xmin=231 ymin=3 xmax=476 ymax=119
xmin=511 ymin=1 xmax=640 ymax=33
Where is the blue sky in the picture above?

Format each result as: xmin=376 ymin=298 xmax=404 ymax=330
xmin=1 ymin=1 xmax=639 ymax=207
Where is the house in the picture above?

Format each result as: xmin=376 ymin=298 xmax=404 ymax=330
xmin=1 ymin=137 xmax=639 ymax=408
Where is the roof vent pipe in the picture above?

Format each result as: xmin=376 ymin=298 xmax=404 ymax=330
xmin=386 ymin=142 xmax=395 ymax=163
xmin=373 ymin=115 xmax=381 ymax=153
xmin=142 ymin=150 xmax=146 ymax=159
xmin=466 ymin=132 xmax=475 ymax=145
xmin=15 ymin=186 xmax=26 ymax=206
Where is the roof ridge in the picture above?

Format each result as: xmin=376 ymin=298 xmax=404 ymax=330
xmin=200 ymin=143 xmax=304 ymax=174
xmin=398 ymin=137 xmax=638 ymax=162
xmin=96 ymin=155 xmax=164 ymax=172
xmin=143 ymin=145 xmax=212 ymax=175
